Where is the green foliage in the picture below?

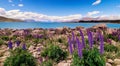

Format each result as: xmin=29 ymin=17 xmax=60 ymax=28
xmin=1 ymin=36 xmax=9 ymax=41
xmin=11 ymin=35 xmax=17 ymax=40
xmin=40 ymin=60 xmax=53 ymax=66
xmin=41 ymin=45 xmax=67 ymax=62
xmin=33 ymin=39 xmax=40 ymax=44
xmin=115 ymin=51 xmax=120 ymax=58
xmin=33 ymin=39 xmax=44 ymax=45
xmin=0 ymin=40 xmax=4 ymax=46
xmin=104 ymin=52 xmax=116 ymax=59
xmin=25 ymin=34 xmax=33 ymax=40
xmin=104 ymin=44 xmax=119 ymax=52
xmin=4 ymin=48 xmax=37 ymax=66
xmin=107 ymin=34 xmax=119 ymax=41
xmin=71 ymin=48 xmax=105 ymax=66
xmin=58 ymin=38 xmax=63 ymax=43
xmin=26 ymin=34 xmax=33 ymax=39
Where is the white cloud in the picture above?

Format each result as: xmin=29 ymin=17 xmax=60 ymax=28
xmin=0 ymin=8 xmax=6 ymax=16
xmin=0 ymin=8 xmax=82 ymax=22
xmin=87 ymin=11 xmax=100 ymax=16
xmin=92 ymin=0 xmax=101 ymax=5
xmin=18 ymin=4 xmax=24 ymax=7
xmin=98 ymin=15 xmax=120 ymax=20
xmin=1 ymin=8 xmax=120 ymax=22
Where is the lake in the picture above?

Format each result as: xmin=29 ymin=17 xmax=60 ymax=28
xmin=0 ymin=22 xmax=120 ymax=29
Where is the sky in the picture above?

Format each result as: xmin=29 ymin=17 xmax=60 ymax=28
xmin=0 ymin=0 xmax=120 ymax=22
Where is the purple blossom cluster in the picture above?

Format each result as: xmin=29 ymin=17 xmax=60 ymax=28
xmin=76 ymin=37 xmax=83 ymax=58
xmin=68 ymin=36 xmax=73 ymax=54
xmin=72 ymin=31 xmax=76 ymax=49
xmin=87 ymin=29 xmax=93 ymax=49
xmin=80 ymin=29 xmax=85 ymax=48
xmin=8 ymin=40 xmax=27 ymax=50
xmin=23 ymin=29 xmax=29 ymax=35
xmin=68 ymin=29 xmax=104 ymax=58
xmin=8 ymin=40 xmax=12 ymax=49
xmin=33 ymin=34 xmax=43 ymax=39
xmin=98 ymin=31 xmax=104 ymax=54
xmin=22 ymin=43 xmax=26 ymax=50
xmin=16 ymin=40 xmax=21 ymax=46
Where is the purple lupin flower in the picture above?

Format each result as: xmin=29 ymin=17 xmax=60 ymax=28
xmin=72 ymin=31 xmax=76 ymax=49
xmin=107 ymin=39 xmax=112 ymax=44
xmin=118 ymin=34 xmax=120 ymax=41
xmin=87 ymin=30 xmax=93 ymax=49
xmin=33 ymin=34 xmax=43 ymax=39
xmin=76 ymin=37 xmax=83 ymax=58
xmin=24 ymin=29 xmax=29 ymax=34
xmin=68 ymin=36 xmax=73 ymax=54
xmin=80 ymin=29 xmax=85 ymax=48
xmin=16 ymin=40 xmax=21 ymax=46
xmin=37 ymin=48 xmax=41 ymax=52
xmin=8 ymin=40 xmax=12 ymax=49
xmin=72 ymin=31 xmax=75 ymax=41
xmin=38 ymin=34 xmax=43 ymax=38
xmin=22 ymin=43 xmax=26 ymax=50
xmin=38 ymin=57 xmax=43 ymax=63
xmin=99 ymin=31 xmax=104 ymax=54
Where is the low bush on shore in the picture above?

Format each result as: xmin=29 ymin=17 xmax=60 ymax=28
xmin=4 ymin=48 xmax=37 ymax=66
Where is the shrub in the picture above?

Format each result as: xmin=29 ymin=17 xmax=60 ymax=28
xmin=115 ymin=51 xmax=120 ymax=59
xmin=11 ymin=35 xmax=17 ymax=40
xmin=104 ymin=52 xmax=115 ymax=59
xmin=104 ymin=44 xmax=119 ymax=52
xmin=40 ymin=60 xmax=53 ymax=66
xmin=4 ymin=48 xmax=37 ymax=66
xmin=107 ymin=34 xmax=119 ymax=41
xmin=33 ymin=39 xmax=40 ymax=44
xmin=71 ymin=48 xmax=105 ymax=66
xmin=1 ymin=36 xmax=9 ymax=41
xmin=41 ymin=45 xmax=67 ymax=62
xmin=25 ymin=34 xmax=33 ymax=40
xmin=0 ymin=40 xmax=4 ymax=46
xmin=58 ymin=38 xmax=63 ymax=43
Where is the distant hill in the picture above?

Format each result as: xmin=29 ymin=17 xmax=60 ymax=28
xmin=0 ymin=16 xmax=23 ymax=22
xmin=76 ymin=17 xmax=120 ymax=23
xmin=78 ymin=20 xmax=120 ymax=23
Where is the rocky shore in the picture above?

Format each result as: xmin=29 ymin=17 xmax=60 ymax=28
xmin=0 ymin=24 xmax=120 ymax=66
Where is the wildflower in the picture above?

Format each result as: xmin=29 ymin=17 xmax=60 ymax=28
xmin=107 ymin=39 xmax=112 ymax=44
xmin=72 ymin=31 xmax=76 ymax=49
xmin=87 ymin=30 xmax=93 ymax=49
xmin=16 ymin=40 xmax=21 ymax=46
xmin=68 ymin=36 xmax=73 ymax=54
xmin=38 ymin=35 xmax=43 ymax=38
xmin=80 ymin=29 xmax=85 ymax=48
xmin=8 ymin=40 xmax=12 ymax=49
xmin=72 ymin=31 xmax=75 ymax=41
xmin=99 ymin=31 xmax=104 ymax=54
xmin=76 ymin=37 xmax=83 ymax=58
xmin=37 ymin=48 xmax=41 ymax=52
xmin=118 ymin=34 xmax=120 ymax=41
xmin=38 ymin=57 xmax=43 ymax=63
xmin=22 ymin=43 xmax=26 ymax=50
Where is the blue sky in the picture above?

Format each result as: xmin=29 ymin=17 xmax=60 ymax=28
xmin=0 ymin=0 xmax=120 ymax=22
xmin=0 ymin=0 xmax=119 ymax=16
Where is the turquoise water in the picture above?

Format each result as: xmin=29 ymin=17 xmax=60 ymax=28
xmin=0 ymin=22 xmax=119 ymax=29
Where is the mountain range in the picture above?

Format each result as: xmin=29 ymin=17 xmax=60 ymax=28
xmin=0 ymin=16 xmax=120 ymax=23
xmin=0 ymin=16 xmax=22 ymax=22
